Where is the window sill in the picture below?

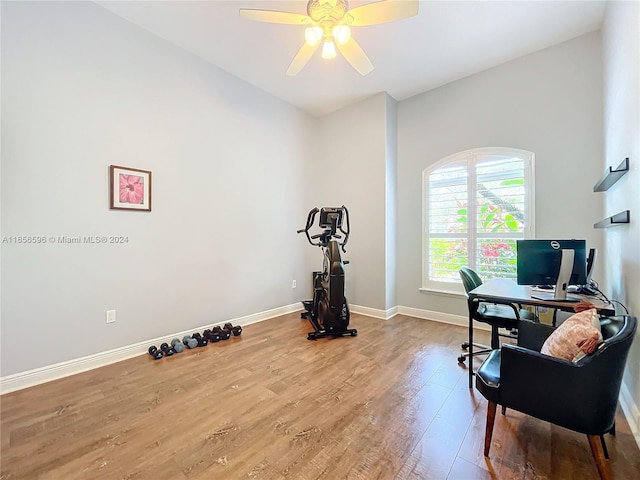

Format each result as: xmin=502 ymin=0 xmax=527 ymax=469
xmin=419 ymin=288 xmax=466 ymax=298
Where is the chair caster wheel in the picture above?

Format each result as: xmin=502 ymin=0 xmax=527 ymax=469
xmin=350 ymin=330 xmax=357 ymax=336
xmin=458 ymin=356 xmax=466 ymax=364
xmin=461 ymin=342 xmax=470 ymax=350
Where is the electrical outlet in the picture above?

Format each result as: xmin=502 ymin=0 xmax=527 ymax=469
xmin=106 ymin=310 xmax=116 ymax=324
xmin=292 ymin=280 xmax=297 ymax=288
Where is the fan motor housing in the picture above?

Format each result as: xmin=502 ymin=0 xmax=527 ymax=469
xmin=307 ymin=0 xmax=348 ymax=23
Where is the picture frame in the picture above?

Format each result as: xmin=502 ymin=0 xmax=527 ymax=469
xmin=109 ymin=165 xmax=152 ymax=211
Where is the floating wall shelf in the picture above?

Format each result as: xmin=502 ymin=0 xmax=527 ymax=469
xmin=593 ymin=157 xmax=629 ymax=192
xmin=594 ymin=210 xmax=630 ymax=228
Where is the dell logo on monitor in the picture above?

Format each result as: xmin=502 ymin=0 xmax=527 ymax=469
xmin=550 ymin=241 xmax=561 ymax=249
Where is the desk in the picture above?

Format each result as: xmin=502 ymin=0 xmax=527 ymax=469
xmin=465 ymin=278 xmax=615 ymax=387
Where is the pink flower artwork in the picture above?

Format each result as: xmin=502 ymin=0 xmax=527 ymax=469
xmin=119 ymin=174 xmax=145 ymax=204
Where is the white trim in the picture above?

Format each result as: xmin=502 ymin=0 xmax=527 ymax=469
xmin=396 ymin=305 xmax=491 ymax=331
xmin=350 ymin=304 xmax=480 ymax=330
xmin=418 ymin=287 xmax=466 ymax=298
xmin=350 ymin=304 xmax=397 ymax=320
xmin=0 ymin=303 xmax=302 ymax=395
xmin=619 ymin=382 xmax=640 ymax=450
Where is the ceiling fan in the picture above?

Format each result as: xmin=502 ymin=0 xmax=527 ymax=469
xmin=239 ymin=0 xmax=419 ymax=76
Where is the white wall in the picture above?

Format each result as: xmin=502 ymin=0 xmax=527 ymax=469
xmin=602 ymin=0 xmax=640 ymax=439
xmin=0 ymin=1 xmax=316 ymax=376
xmin=310 ymin=93 xmax=390 ymax=311
xmin=397 ymin=32 xmax=605 ymax=317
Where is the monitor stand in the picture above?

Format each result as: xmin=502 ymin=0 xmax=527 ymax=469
xmin=531 ymin=249 xmax=581 ymax=302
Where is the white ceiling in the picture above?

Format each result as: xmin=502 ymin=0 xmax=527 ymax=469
xmin=95 ymin=0 xmax=607 ymax=117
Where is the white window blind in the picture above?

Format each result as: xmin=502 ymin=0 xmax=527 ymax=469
xmin=423 ymin=148 xmax=534 ymax=292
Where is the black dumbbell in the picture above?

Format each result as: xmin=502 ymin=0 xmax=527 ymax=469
xmin=210 ymin=325 xmax=229 ymax=340
xmin=203 ymin=329 xmax=220 ymax=343
xmin=223 ymin=322 xmax=243 ymax=337
xmin=148 ymin=345 xmax=163 ymax=360
xmin=193 ymin=333 xmax=208 ymax=346
xmin=221 ymin=323 xmax=236 ymax=339
xmin=191 ymin=333 xmax=207 ymax=347
xmin=160 ymin=343 xmax=175 ymax=356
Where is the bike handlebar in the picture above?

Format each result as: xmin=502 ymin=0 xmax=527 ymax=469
xmin=297 ymin=207 xmax=319 ymax=246
xmin=339 ymin=205 xmax=349 ymax=252
xmin=297 ymin=206 xmax=350 ymax=252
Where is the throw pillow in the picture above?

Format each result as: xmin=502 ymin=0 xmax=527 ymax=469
xmin=541 ymin=308 xmax=602 ymax=362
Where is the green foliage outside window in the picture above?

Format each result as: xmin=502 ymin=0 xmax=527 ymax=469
xmin=430 ymin=238 xmax=467 ymax=281
xmin=430 ymin=178 xmax=524 ymax=281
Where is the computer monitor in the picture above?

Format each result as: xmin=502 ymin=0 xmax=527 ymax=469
xmin=516 ymin=240 xmax=587 ymax=302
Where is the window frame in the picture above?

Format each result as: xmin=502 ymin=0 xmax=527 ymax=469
xmin=421 ymin=147 xmax=535 ymax=294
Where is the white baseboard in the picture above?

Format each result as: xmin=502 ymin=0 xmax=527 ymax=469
xmin=0 ymin=303 xmax=301 ymax=395
xmin=350 ymin=304 xmax=490 ymax=333
xmin=350 ymin=304 xmax=397 ymax=320
xmin=396 ymin=305 xmax=491 ymax=331
xmin=619 ymin=382 xmax=640 ymax=450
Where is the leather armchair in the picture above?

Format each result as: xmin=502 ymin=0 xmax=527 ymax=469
xmin=476 ymin=315 xmax=637 ymax=480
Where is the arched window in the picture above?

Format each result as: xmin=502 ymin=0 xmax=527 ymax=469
xmin=422 ymin=147 xmax=535 ymax=293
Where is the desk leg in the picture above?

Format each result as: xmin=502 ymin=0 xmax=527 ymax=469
xmin=468 ymin=301 xmax=474 ymax=388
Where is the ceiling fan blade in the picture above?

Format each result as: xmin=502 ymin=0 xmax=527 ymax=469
xmin=336 ymin=37 xmax=374 ymax=76
xmin=348 ymin=0 xmax=419 ymax=26
xmin=239 ymin=9 xmax=309 ymax=25
xmin=286 ymin=42 xmax=320 ymax=76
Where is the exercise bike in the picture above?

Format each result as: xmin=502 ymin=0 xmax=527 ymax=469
xmin=297 ymin=206 xmax=357 ymax=340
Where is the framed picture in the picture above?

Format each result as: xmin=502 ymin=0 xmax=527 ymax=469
xmin=109 ymin=165 xmax=152 ymax=211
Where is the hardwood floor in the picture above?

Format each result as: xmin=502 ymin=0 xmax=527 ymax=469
xmin=2 ymin=313 xmax=639 ymax=479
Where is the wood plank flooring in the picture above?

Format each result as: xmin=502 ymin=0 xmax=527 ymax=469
xmin=2 ymin=313 xmax=639 ymax=479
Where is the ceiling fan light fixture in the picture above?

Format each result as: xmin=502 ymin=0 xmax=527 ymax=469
xmin=332 ymin=24 xmax=351 ymax=45
xmin=240 ymin=0 xmax=419 ymax=75
xmin=305 ymin=26 xmax=323 ymax=47
xmin=322 ymin=39 xmax=337 ymax=59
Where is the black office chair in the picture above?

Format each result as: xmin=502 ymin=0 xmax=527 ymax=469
xmin=458 ymin=267 xmax=537 ymax=364
xmin=476 ymin=315 xmax=637 ymax=480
